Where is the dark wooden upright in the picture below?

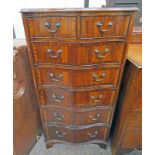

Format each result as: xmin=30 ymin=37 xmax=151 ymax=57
xmin=21 ymin=8 xmax=137 ymax=148
xmin=13 ymin=39 xmax=42 ymax=155
xmin=111 ymin=43 xmax=142 ymax=154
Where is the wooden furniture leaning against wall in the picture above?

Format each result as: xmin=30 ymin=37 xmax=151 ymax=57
xmin=13 ymin=39 xmax=42 ymax=155
xmin=21 ymin=8 xmax=138 ymax=148
xmin=111 ymin=43 xmax=142 ymax=154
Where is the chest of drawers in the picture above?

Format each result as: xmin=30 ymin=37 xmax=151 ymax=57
xmin=21 ymin=8 xmax=137 ymax=148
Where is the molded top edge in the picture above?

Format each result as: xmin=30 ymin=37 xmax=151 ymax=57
xmin=20 ymin=7 xmax=139 ymax=13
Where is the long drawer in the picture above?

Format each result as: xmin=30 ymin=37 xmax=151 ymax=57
xmin=42 ymin=106 xmax=112 ymax=126
xmin=35 ymin=67 xmax=120 ymax=88
xmin=32 ymin=41 xmax=125 ymax=65
xmin=44 ymin=125 xmax=109 ymax=143
xmin=38 ymin=87 xmax=116 ymax=108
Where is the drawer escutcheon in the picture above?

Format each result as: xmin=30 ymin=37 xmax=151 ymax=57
xmin=95 ymin=48 xmax=110 ymax=59
xmin=44 ymin=22 xmax=61 ymax=33
xmin=54 ymin=113 xmax=64 ymax=121
xmin=92 ymin=73 xmax=106 ymax=82
xmin=89 ymin=113 xmax=100 ymax=121
xmin=55 ymin=130 xmax=66 ymax=137
xmin=49 ymin=72 xmax=64 ymax=82
xmin=47 ymin=48 xmax=62 ymax=59
xmin=96 ymin=21 xmax=113 ymax=33
xmin=52 ymin=94 xmax=64 ymax=102
xmin=88 ymin=130 xmax=98 ymax=138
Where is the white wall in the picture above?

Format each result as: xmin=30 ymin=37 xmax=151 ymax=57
xmin=13 ymin=0 xmax=106 ymax=39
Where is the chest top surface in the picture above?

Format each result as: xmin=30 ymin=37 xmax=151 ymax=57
xmin=127 ymin=44 xmax=142 ymax=68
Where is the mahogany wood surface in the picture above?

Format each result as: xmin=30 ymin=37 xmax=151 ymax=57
xmin=111 ymin=43 xmax=142 ymax=154
xmin=13 ymin=39 xmax=42 ymax=155
xmin=42 ymin=106 xmax=112 ymax=126
xmin=21 ymin=8 xmax=137 ymax=148
xmin=32 ymin=41 xmax=126 ymax=66
xmin=130 ymin=26 xmax=142 ymax=44
xmin=35 ymin=66 xmax=120 ymax=88
xmin=39 ymin=87 xmax=116 ymax=108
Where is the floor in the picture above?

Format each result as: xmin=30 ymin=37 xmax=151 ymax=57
xmin=29 ymin=135 xmax=142 ymax=155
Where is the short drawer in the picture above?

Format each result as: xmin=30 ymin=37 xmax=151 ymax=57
xmin=35 ymin=67 xmax=120 ymax=88
xmin=28 ymin=16 xmax=77 ymax=38
xmin=42 ymin=106 xmax=112 ymax=126
xmin=44 ymin=125 xmax=108 ymax=143
xmin=32 ymin=41 xmax=125 ymax=65
xmin=80 ymin=16 xmax=130 ymax=38
xmin=38 ymin=87 xmax=116 ymax=108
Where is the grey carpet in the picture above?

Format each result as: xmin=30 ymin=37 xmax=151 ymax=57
xmin=29 ymin=135 xmax=111 ymax=155
xmin=29 ymin=135 xmax=142 ymax=155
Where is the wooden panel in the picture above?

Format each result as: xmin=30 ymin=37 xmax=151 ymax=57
xmin=128 ymin=113 xmax=142 ymax=132
xmin=42 ymin=106 xmax=112 ymax=126
xmin=127 ymin=44 xmax=142 ymax=67
xmin=13 ymin=40 xmax=42 ymax=155
xmin=35 ymin=67 xmax=120 ymax=88
xmin=44 ymin=125 xmax=108 ymax=143
xmin=32 ymin=41 xmax=125 ymax=65
xmin=122 ymin=131 xmax=142 ymax=149
xmin=130 ymin=26 xmax=142 ymax=44
xmin=80 ymin=16 xmax=130 ymax=38
xmin=28 ymin=16 xmax=77 ymax=38
xmin=111 ymin=43 xmax=142 ymax=154
xmin=38 ymin=87 xmax=116 ymax=108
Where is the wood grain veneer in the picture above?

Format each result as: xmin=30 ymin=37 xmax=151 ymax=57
xmin=111 ymin=43 xmax=142 ymax=154
xmin=13 ymin=39 xmax=42 ymax=155
xmin=21 ymin=8 xmax=137 ymax=148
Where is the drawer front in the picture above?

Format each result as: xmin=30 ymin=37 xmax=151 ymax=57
xmin=39 ymin=87 xmax=116 ymax=108
xmin=122 ymin=131 xmax=142 ymax=149
xmin=32 ymin=41 xmax=125 ymax=65
xmin=28 ymin=17 xmax=77 ymax=38
xmin=80 ymin=16 xmax=130 ymax=38
xmin=128 ymin=113 xmax=142 ymax=132
xmin=36 ymin=67 xmax=120 ymax=88
xmin=42 ymin=107 xmax=112 ymax=126
xmin=44 ymin=125 xmax=108 ymax=143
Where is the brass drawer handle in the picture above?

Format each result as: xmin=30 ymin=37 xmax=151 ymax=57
xmin=92 ymin=73 xmax=106 ymax=82
xmin=49 ymin=72 xmax=63 ymax=82
xmin=95 ymin=48 xmax=110 ymax=59
xmin=52 ymin=94 xmax=64 ymax=102
xmin=55 ymin=130 xmax=66 ymax=137
xmin=91 ymin=95 xmax=103 ymax=103
xmin=96 ymin=22 xmax=113 ymax=32
xmin=89 ymin=113 xmax=100 ymax=121
xmin=88 ymin=130 xmax=98 ymax=138
xmin=47 ymin=49 xmax=62 ymax=59
xmin=44 ymin=22 xmax=61 ymax=33
xmin=54 ymin=113 xmax=64 ymax=121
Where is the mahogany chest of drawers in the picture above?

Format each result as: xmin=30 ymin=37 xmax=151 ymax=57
xmin=112 ymin=44 xmax=142 ymax=154
xmin=21 ymin=8 xmax=137 ymax=148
